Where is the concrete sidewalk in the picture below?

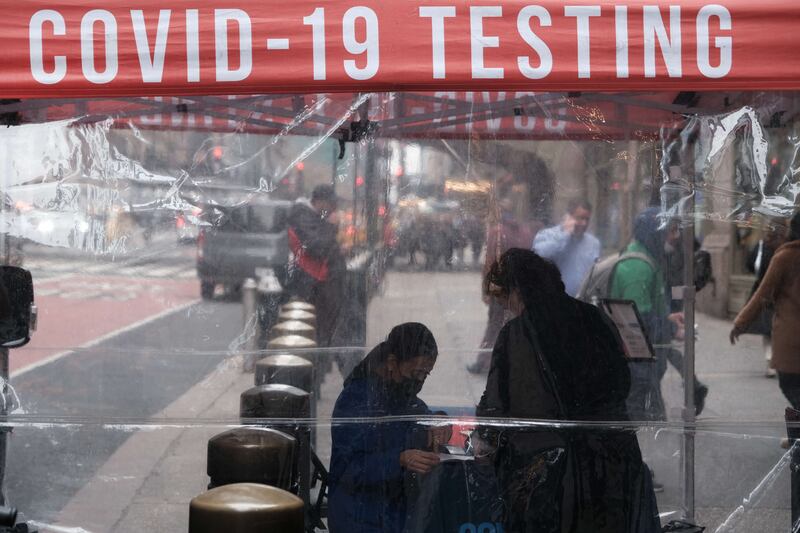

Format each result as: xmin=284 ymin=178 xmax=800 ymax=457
xmin=36 ymin=269 xmax=797 ymax=532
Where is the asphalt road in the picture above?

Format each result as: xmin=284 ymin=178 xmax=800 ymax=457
xmin=5 ymin=297 xmax=243 ymax=524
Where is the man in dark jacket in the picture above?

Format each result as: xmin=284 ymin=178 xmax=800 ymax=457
xmin=287 ymin=184 xmax=346 ymax=346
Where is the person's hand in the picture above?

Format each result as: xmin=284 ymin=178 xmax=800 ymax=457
xmin=562 ymin=214 xmax=577 ymax=236
xmin=668 ymin=312 xmax=685 ymax=341
xmin=428 ymin=425 xmax=452 ymax=450
xmin=668 ymin=312 xmax=685 ymax=328
xmin=399 ymin=450 xmax=440 ymax=474
xmin=730 ymin=325 xmax=745 ymax=345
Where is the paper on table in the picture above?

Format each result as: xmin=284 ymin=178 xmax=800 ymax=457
xmin=439 ymin=453 xmax=474 ymax=462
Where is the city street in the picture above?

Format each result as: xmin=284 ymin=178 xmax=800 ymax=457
xmin=1 ymin=243 xmax=795 ymax=532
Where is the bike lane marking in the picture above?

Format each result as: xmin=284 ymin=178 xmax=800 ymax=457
xmin=11 ymin=275 xmax=200 ymax=377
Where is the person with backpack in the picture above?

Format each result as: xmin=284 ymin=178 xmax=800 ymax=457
xmin=606 ymin=208 xmax=684 ymax=422
xmin=577 ymin=209 xmax=710 ymax=417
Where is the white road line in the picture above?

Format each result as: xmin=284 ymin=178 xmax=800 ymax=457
xmin=145 ymin=266 xmax=176 ymax=277
xmin=11 ymin=299 xmax=201 ymax=379
xmin=114 ymin=266 xmax=139 ymax=277
xmin=27 ymin=260 xmax=76 ymax=272
xmin=82 ymin=262 xmax=112 ymax=274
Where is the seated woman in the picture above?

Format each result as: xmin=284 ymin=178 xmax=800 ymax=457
xmin=476 ymin=248 xmax=660 ymax=533
xmin=328 ymin=322 xmax=445 ymax=533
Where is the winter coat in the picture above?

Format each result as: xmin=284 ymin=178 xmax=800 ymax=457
xmin=286 ymin=200 xmax=345 ymax=297
xmin=735 ymin=240 xmax=800 ymax=374
xmin=328 ymin=375 xmax=432 ymax=533
xmin=609 ymin=240 xmax=670 ymax=422
xmin=476 ymin=301 xmax=660 ymax=533
xmin=610 ymin=240 xmax=673 ymax=346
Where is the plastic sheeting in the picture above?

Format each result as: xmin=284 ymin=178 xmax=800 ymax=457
xmin=0 ymin=91 xmax=797 ymax=533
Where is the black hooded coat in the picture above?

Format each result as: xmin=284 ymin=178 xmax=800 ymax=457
xmin=477 ymin=291 xmax=660 ymax=533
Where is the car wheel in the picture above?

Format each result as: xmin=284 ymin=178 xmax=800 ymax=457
xmin=201 ymin=281 xmax=215 ymax=300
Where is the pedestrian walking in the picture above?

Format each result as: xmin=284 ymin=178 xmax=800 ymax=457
xmin=731 ymin=212 xmax=800 ymax=438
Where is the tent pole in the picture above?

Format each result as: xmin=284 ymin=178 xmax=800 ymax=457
xmin=682 ymin=180 xmax=697 ymax=522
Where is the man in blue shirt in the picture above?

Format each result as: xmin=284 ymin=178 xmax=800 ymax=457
xmin=533 ymin=199 xmax=600 ymax=296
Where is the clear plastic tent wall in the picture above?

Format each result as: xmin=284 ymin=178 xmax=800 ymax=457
xmin=0 ymin=91 xmax=798 ymax=533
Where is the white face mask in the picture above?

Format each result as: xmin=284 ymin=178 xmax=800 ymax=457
xmin=664 ymin=241 xmax=676 ymax=255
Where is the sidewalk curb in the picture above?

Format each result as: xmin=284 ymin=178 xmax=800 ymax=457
xmin=48 ymin=359 xmax=246 ymax=533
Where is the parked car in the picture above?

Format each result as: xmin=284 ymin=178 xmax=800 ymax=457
xmin=196 ymin=198 xmax=291 ymax=299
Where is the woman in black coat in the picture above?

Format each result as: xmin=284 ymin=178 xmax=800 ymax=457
xmin=476 ymin=248 xmax=660 ymax=533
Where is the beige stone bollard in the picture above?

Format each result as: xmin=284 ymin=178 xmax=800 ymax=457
xmin=269 ymin=320 xmax=316 ymax=342
xmin=189 ymin=483 xmax=303 ymax=533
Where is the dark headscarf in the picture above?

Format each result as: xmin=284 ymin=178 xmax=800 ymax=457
xmin=345 ymin=322 xmax=438 ymax=385
xmin=481 ymin=248 xmax=630 ymax=419
xmin=484 ymin=248 xmax=566 ymax=311
xmin=633 ymin=206 xmax=669 ymax=263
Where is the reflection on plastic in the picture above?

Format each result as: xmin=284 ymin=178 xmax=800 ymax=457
xmin=0 ymin=91 xmax=798 ymax=532
xmin=27 ymin=522 xmax=94 ymax=533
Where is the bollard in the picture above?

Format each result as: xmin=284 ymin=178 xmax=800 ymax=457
xmin=265 ymin=336 xmax=321 ymax=440
xmin=256 ymin=269 xmax=284 ymax=350
xmin=269 ymin=320 xmax=316 ymax=341
xmin=277 ymin=309 xmax=317 ymax=329
xmin=242 ymin=278 xmax=259 ymax=371
xmin=240 ymin=384 xmax=310 ymax=425
xmin=189 ymin=483 xmax=304 ymax=533
xmin=281 ymin=301 xmax=316 ymax=313
xmin=241 ymin=384 xmax=312 ymax=516
xmin=255 ymin=354 xmax=313 ymax=392
xmin=207 ymin=427 xmax=296 ymax=490
xmin=267 ymin=335 xmax=319 ymax=382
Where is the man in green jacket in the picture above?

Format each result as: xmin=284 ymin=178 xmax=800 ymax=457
xmin=611 ymin=207 xmax=685 ymax=423
xmin=610 ymin=207 xmax=688 ymax=494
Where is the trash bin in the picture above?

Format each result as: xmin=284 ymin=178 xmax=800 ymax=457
xmin=189 ymin=483 xmax=304 ymax=533
xmin=269 ymin=320 xmax=316 ymax=342
xmin=207 ymin=427 xmax=296 ymax=490
xmin=255 ymin=354 xmax=313 ymax=392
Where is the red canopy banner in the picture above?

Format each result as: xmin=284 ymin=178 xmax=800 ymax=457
xmin=5 ymin=0 xmax=800 ymax=98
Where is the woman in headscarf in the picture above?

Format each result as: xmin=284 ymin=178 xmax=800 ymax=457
xmin=477 ymin=248 xmax=660 ymax=533
xmin=328 ymin=322 xmax=444 ymax=533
